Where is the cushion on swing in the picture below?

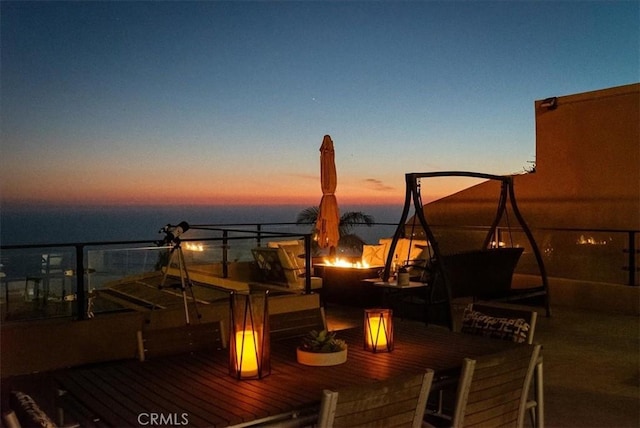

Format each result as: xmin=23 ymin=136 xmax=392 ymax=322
xmin=440 ymin=247 xmax=524 ymax=299
xmin=378 ymin=238 xmax=429 ymax=266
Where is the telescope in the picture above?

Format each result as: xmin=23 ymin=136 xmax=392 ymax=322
xmin=158 ymin=221 xmax=190 ymax=246
xmin=156 ymin=220 xmax=200 ymax=324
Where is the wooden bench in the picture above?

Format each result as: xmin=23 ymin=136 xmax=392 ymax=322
xmin=136 ymin=320 xmax=226 ymax=362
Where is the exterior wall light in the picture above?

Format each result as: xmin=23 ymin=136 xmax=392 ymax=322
xmin=540 ymin=97 xmax=558 ymax=110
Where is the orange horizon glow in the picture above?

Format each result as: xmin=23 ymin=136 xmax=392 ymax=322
xmin=0 ymin=182 xmax=475 ymax=208
xmin=1 ymin=172 xmax=479 ymax=208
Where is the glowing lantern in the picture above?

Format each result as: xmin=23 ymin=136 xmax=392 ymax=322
xmin=364 ymin=308 xmax=394 ymax=353
xmin=229 ymin=291 xmax=270 ymax=379
xmin=234 ymin=330 xmax=259 ymax=377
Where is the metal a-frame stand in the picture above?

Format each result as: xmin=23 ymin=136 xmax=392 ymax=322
xmin=159 ymin=240 xmax=201 ymax=325
xmin=383 ymin=171 xmax=551 ymax=329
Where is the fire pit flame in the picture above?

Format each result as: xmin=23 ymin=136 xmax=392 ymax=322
xmin=323 ymin=257 xmax=370 ymax=269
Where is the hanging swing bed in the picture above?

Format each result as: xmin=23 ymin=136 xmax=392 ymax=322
xmin=382 ymin=171 xmax=551 ymax=330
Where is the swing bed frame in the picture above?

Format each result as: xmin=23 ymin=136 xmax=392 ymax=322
xmin=382 ymin=171 xmax=551 ymax=329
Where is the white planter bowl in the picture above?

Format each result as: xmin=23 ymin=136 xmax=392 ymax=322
xmin=296 ymin=347 xmax=348 ymax=366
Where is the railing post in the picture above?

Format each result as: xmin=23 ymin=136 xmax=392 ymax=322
xmin=256 ymin=224 xmax=262 ymax=247
xmin=222 ymin=231 xmax=229 ymax=278
xmin=628 ymin=231 xmax=637 ymax=286
xmin=75 ymin=244 xmax=86 ymax=320
xmin=304 ymin=235 xmax=312 ymax=294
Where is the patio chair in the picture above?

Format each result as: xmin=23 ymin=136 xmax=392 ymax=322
xmin=318 ymin=369 xmax=434 ymax=428
xmin=430 ymin=303 xmax=540 ymax=418
xmin=425 ymin=344 xmax=541 ymax=428
xmin=252 ymin=242 xmax=323 ymax=292
xmin=458 ymin=303 xmax=543 ymax=427
xmin=24 ymin=253 xmax=66 ymax=304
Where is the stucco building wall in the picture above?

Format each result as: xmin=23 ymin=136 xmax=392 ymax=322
xmin=423 ymin=83 xmax=639 ymax=231
xmin=415 ymin=83 xmax=639 ymax=312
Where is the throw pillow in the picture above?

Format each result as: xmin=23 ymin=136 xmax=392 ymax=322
xmin=10 ymin=391 xmax=56 ymax=428
xmin=362 ymin=244 xmax=387 ymax=266
xmin=460 ymin=306 xmax=530 ymax=343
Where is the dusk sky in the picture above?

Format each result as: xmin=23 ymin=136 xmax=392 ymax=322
xmin=1 ymin=1 xmax=638 ymax=207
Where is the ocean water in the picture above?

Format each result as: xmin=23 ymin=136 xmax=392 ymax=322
xmin=0 ymin=203 xmax=402 ymax=285
xmin=0 ymin=203 xmax=402 ymax=246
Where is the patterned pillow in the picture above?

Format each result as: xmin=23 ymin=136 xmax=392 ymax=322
xmin=378 ymin=237 xmax=406 ymax=264
xmin=10 ymin=391 xmax=57 ymax=428
xmin=362 ymin=244 xmax=387 ymax=266
xmin=461 ymin=306 xmax=530 ymax=343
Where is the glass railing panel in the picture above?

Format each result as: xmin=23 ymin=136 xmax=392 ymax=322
xmin=531 ymin=229 xmax=635 ymax=285
xmin=186 ymin=224 xmax=311 ymax=262
xmin=406 ymin=226 xmax=636 ymax=286
xmin=87 ymin=245 xmax=167 ymax=290
xmin=1 ymin=247 xmax=76 ymax=321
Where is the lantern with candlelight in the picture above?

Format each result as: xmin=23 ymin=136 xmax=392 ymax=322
xmin=229 ymin=291 xmax=270 ymax=380
xmin=364 ymin=308 xmax=394 ymax=353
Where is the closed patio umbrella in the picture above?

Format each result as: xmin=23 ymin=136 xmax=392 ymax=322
xmin=315 ymin=135 xmax=340 ymax=254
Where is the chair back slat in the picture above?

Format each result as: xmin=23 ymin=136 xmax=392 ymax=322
xmin=452 ymin=344 xmax=541 ymax=428
xmin=319 ymin=370 xmax=434 ymax=428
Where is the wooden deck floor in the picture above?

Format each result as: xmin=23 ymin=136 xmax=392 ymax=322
xmin=2 ymin=305 xmax=638 ymax=428
xmin=2 ymin=319 xmax=519 ymax=428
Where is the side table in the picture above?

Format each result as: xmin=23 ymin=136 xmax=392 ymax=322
xmin=363 ymin=279 xmax=430 ymax=323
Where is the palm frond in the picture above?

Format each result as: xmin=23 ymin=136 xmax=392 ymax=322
xmin=296 ymin=206 xmax=375 ymax=254
xmin=338 ymin=211 xmax=375 ymax=236
xmin=296 ymin=206 xmax=319 ymax=224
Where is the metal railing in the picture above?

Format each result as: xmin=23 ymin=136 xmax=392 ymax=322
xmin=1 ymin=226 xmax=318 ymax=322
xmin=1 ymin=222 xmax=637 ymax=322
xmin=410 ymin=225 xmax=639 ymax=287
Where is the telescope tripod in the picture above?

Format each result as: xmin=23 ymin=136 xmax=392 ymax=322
xmin=159 ymin=240 xmax=201 ymax=325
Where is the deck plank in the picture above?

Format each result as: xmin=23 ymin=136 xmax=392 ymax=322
xmin=104 ymin=364 xmax=224 ymax=427
xmin=56 ymin=370 xmax=134 ymax=427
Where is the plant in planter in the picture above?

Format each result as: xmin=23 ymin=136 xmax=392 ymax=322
xmin=296 ymin=329 xmax=348 ymax=366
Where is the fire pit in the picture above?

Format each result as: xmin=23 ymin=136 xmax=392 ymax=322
xmin=313 ymin=261 xmax=384 ymax=307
